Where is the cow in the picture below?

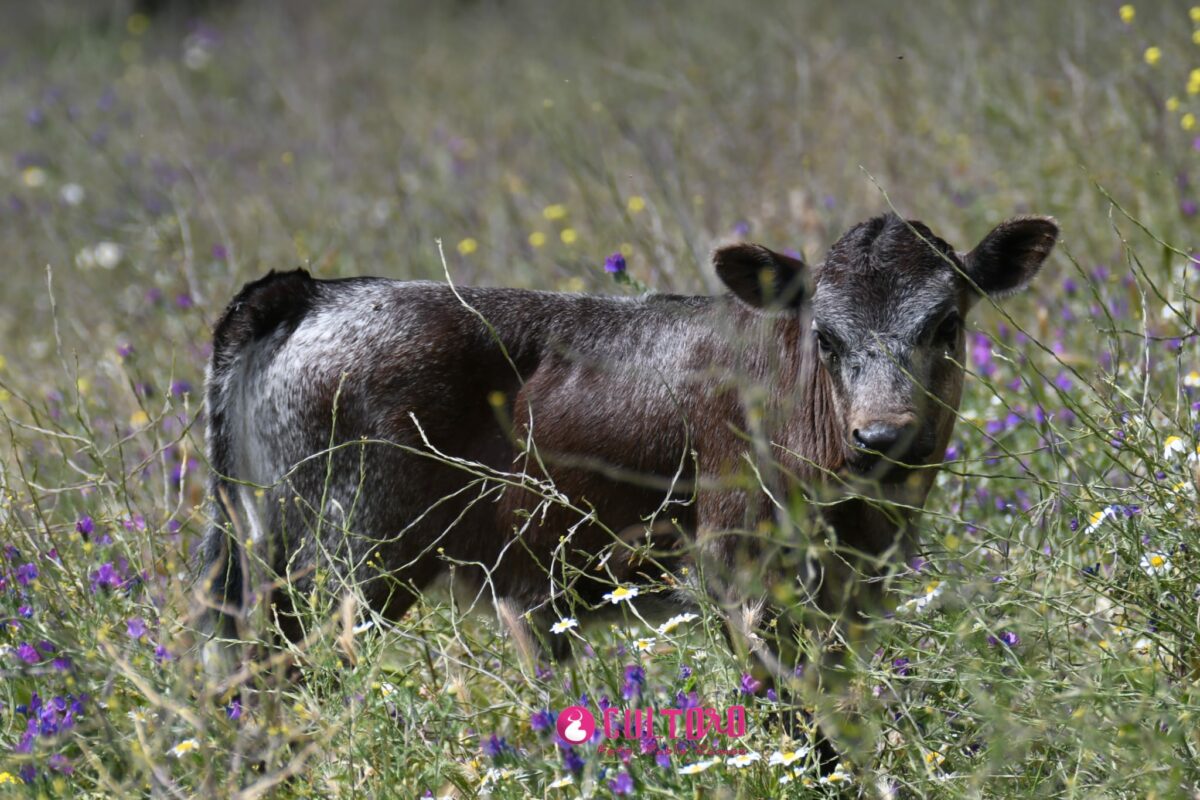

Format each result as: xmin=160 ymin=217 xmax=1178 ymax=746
xmin=198 ymin=212 xmax=1057 ymax=765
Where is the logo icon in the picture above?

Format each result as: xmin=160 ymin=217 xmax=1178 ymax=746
xmin=556 ymin=705 xmax=596 ymax=744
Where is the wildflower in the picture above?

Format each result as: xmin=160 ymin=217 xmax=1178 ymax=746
xmin=657 ymin=612 xmax=697 ymax=635
xmin=91 ymin=562 xmax=121 ymax=591
xmin=547 ymin=775 xmax=573 ymax=789
xmin=1144 ymin=46 xmax=1162 ymax=66
xmin=20 ymin=167 xmax=46 ymax=188
xmin=1119 ymin=4 xmax=1135 ymax=23
xmin=169 ymin=738 xmax=200 ymax=757
xmin=622 ymin=665 xmax=646 ymax=700
xmin=987 ymin=631 xmax=1020 ymax=647
xmin=728 ymin=751 xmax=761 ymax=768
xmin=561 ymin=747 xmax=585 ymax=773
xmin=126 ymin=617 xmax=147 ymax=640
xmin=632 ymin=636 xmax=656 ymax=653
xmin=899 ymin=581 xmax=944 ymax=614
xmin=76 ymin=516 xmax=94 ymax=536
xmin=608 ymin=771 xmax=634 ymax=795
xmin=819 ymin=762 xmax=853 ymax=785
xmin=892 ymin=656 xmax=911 ymax=675
xmin=769 ymin=747 xmax=810 ymax=767
xmin=924 ymin=750 xmax=946 ymax=768
xmin=1185 ymin=113 xmax=1197 ymax=131
xmin=16 ymin=643 xmax=40 ymax=664
xmin=528 ymin=231 xmax=546 ymax=248
xmin=530 ymin=709 xmax=554 ymax=732
xmin=560 ymin=228 xmax=577 ymax=245
xmin=1191 ymin=6 xmax=1200 ymax=22
xmin=1141 ymin=552 xmax=1171 ymax=575
xmin=456 ymin=238 xmax=478 ymax=256
xmin=602 ymin=585 xmax=639 ymax=604
xmin=130 ymin=409 xmax=150 ymax=428
xmin=1085 ymin=506 xmax=1118 ymax=535
xmin=543 ymin=204 xmax=567 ymax=221
xmin=739 ymin=673 xmax=762 ymax=695
xmin=0 ymin=772 xmax=18 ymax=785
xmin=604 ymin=252 xmax=627 ymax=274
xmin=226 ymin=699 xmax=242 ymax=720
xmin=16 ymin=563 xmax=37 ymax=585
xmin=627 ymin=195 xmax=646 ymax=213
xmin=1165 ymin=436 xmax=1189 ymax=458
xmin=550 ymin=618 xmax=578 ymax=634
xmin=93 ymin=242 xmax=123 ymax=269
xmin=60 ymin=183 xmax=85 ymax=205
xmin=379 ymin=681 xmax=397 ymax=698
xmin=1167 ymin=96 xmax=1181 ymax=112
xmin=1184 ymin=370 xmax=1200 ymax=388
xmin=481 ymin=734 xmax=511 ymax=758
xmin=678 ymin=758 xmax=717 ymax=775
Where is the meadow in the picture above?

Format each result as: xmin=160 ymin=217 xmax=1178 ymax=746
xmin=1 ymin=1 xmax=1199 ymax=797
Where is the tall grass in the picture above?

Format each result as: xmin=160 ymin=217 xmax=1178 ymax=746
xmin=1 ymin=1 xmax=1198 ymax=796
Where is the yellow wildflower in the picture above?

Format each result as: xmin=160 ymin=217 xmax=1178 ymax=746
xmin=1119 ymin=4 xmax=1135 ymax=23
xmin=1144 ymin=46 xmax=1161 ymax=66
xmin=457 ymin=238 xmax=478 ymax=255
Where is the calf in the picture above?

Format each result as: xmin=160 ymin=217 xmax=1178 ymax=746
xmin=199 ymin=212 xmax=1055 ymax=746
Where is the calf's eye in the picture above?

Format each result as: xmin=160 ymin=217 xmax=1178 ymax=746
xmin=935 ymin=314 xmax=961 ymax=346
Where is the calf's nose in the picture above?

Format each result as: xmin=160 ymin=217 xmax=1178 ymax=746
xmin=852 ymin=422 xmax=913 ymax=454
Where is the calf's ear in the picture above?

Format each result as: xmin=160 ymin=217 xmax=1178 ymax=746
xmin=962 ymin=216 xmax=1058 ymax=298
xmin=713 ymin=243 xmax=808 ymax=309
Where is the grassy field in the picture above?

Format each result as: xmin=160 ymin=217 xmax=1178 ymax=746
xmin=1 ymin=1 xmax=1200 ymax=797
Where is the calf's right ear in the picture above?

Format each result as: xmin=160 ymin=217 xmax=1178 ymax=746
xmin=713 ymin=243 xmax=808 ymax=309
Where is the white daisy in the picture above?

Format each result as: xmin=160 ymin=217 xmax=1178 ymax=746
xmin=899 ymin=581 xmax=944 ymax=614
xmin=768 ymin=747 xmax=810 ymax=767
xmin=1164 ymin=435 xmax=1189 ymax=459
xmin=168 ymin=738 xmax=200 ymax=757
xmin=819 ymin=762 xmax=853 ymax=785
xmin=1184 ymin=370 xmax=1200 ymax=388
xmin=727 ymin=751 xmax=761 ymax=768
xmin=657 ymin=612 xmax=699 ymax=635
xmin=678 ymin=758 xmax=717 ymax=775
xmin=1084 ymin=506 xmax=1118 ymax=535
xmin=547 ymin=775 xmax=574 ymax=789
xmin=602 ymin=586 xmax=639 ymax=604
xmin=1141 ymin=552 xmax=1171 ymax=576
xmin=550 ymin=618 xmax=578 ymax=634
xmin=632 ymin=636 xmax=657 ymax=653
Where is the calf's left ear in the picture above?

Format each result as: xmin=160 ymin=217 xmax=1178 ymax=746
xmin=962 ymin=216 xmax=1059 ymax=298
xmin=713 ymin=243 xmax=809 ymax=309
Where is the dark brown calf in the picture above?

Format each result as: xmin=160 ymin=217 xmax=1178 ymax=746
xmin=199 ymin=213 xmax=1056 ymax=754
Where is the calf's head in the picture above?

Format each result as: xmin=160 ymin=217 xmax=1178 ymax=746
xmin=716 ymin=213 xmax=1058 ymax=482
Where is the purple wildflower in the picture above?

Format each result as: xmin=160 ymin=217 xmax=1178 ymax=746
xmin=76 ymin=515 xmax=94 ymax=536
xmin=739 ymin=673 xmax=762 ymax=696
xmin=127 ymin=617 xmax=147 ymax=640
xmin=16 ymin=643 xmax=40 ymax=664
xmin=562 ymin=747 xmax=585 ymax=773
xmin=482 ymin=734 xmax=511 ymax=759
xmin=604 ymin=252 xmax=626 ymax=274
xmin=15 ymin=563 xmax=38 ymax=586
xmin=892 ymin=657 xmax=911 ymax=676
xmin=609 ymin=771 xmax=634 ymax=795
xmin=621 ymin=665 xmax=646 ymax=700
xmin=531 ymin=709 xmax=553 ymax=732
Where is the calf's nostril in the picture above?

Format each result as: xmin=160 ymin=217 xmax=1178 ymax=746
xmin=854 ymin=423 xmax=905 ymax=452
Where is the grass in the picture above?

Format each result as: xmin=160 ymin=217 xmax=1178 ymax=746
xmin=1 ymin=0 xmax=1199 ymax=796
